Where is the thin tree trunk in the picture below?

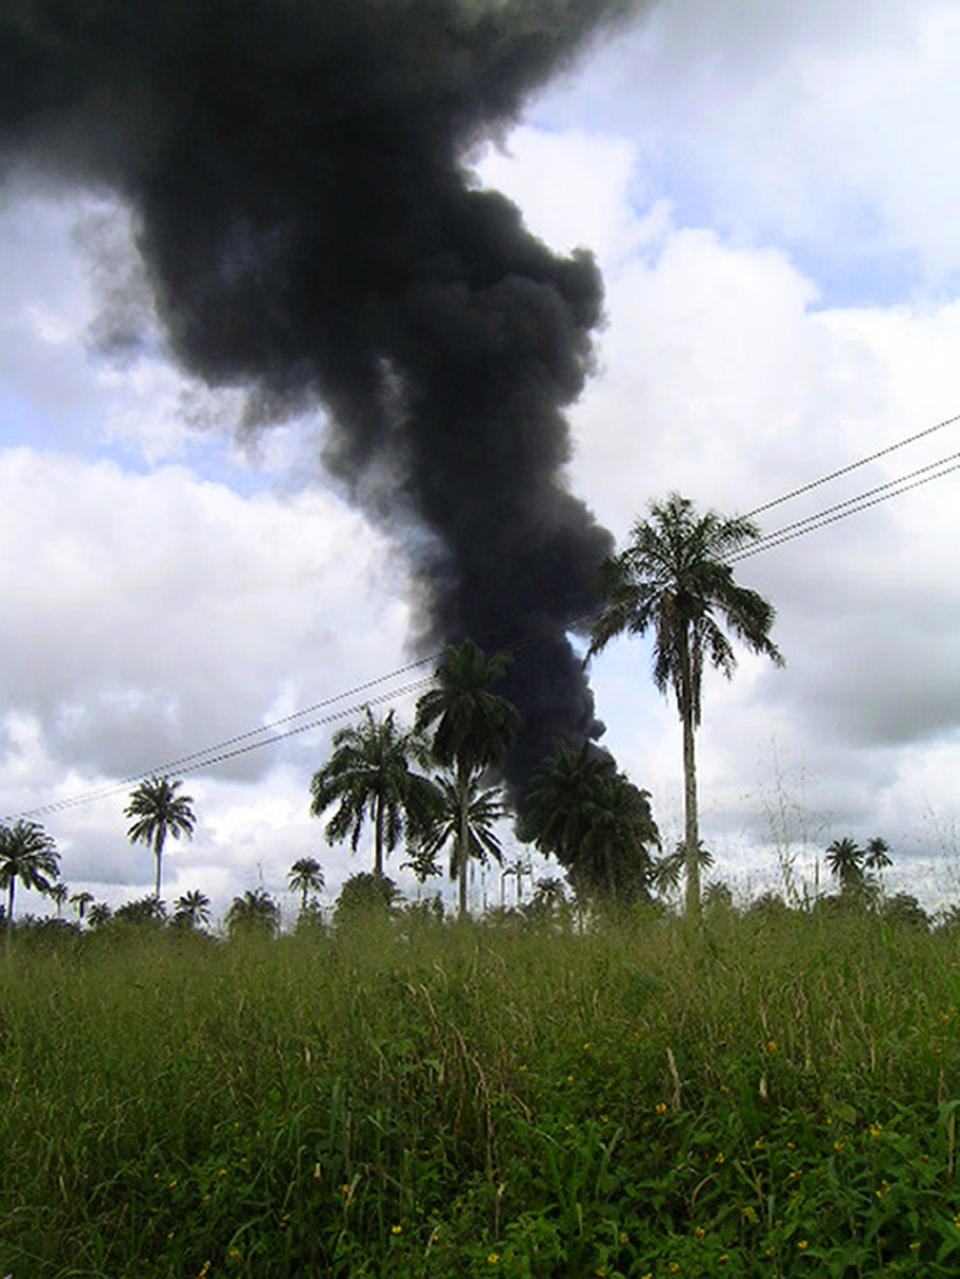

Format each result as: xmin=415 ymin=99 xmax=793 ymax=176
xmin=458 ymin=763 xmax=470 ymax=919
xmin=679 ymin=630 xmax=701 ymax=918
xmin=6 ymin=879 xmax=14 ymax=924
xmin=374 ymin=794 xmax=384 ymax=877
xmin=154 ymin=829 xmax=165 ymax=902
xmin=681 ymin=703 xmax=700 ymax=916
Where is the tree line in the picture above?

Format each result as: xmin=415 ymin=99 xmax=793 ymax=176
xmin=0 ymin=491 xmax=835 ymax=930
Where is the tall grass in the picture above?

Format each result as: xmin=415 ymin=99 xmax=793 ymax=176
xmin=1 ymin=907 xmax=959 ymax=1276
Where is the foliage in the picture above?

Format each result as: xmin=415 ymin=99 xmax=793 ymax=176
xmin=415 ymin=638 xmax=520 ymax=917
xmin=112 ymin=894 xmax=168 ymax=927
xmin=225 ymin=889 xmax=280 ymax=939
xmin=417 ymin=772 xmax=506 ymax=883
xmin=287 ymin=857 xmax=325 ymax=913
xmin=3 ymin=910 xmax=960 ymax=1277
xmin=173 ymin=889 xmax=212 ymax=930
xmin=0 ymin=819 xmax=60 ymax=924
xmin=125 ymin=775 xmax=197 ymax=901
xmin=332 ymin=871 xmax=402 ymax=929
xmin=310 ymin=707 xmax=440 ymax=878
xmin=590 ymin=493 xmax=783 ymax=915
xmin=521 ymin=742 xmax=659 ymax=903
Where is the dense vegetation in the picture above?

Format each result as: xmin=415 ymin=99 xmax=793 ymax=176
xmin=2 ymin=903 xmax=959 ymax=1277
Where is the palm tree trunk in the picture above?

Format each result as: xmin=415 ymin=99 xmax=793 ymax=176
xmin=374 ymin=794 xmax=384 ymax=877
xmin=458 ymin=762 xmax=470 ymax=919
xmin=6 ymin=879 xmax=14 ymax=925
xmin=678 ymin=633 xmax=701 ymax=918
xmin=154 ymin=829 xmax=165 ymax=902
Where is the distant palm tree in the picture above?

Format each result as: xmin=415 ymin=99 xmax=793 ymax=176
xmin=310 ymin=708 xmax=440 ymax=878
xmin=652 ymin=841 xmax=714 ymax=897
xmin=174 ymin=890 xmax=211 ymax=930
xmin=125 ymin=776 xmax=196 ymax=901
xmin=226 ymin=889 xmax=279 ymax=938
xmin=864 ymin=837 xmax=893 ymax=872
xmin=0 ymin=820 xmax=60 ymax=924
xmin=287 ymin=857 xmax=325 ymax=914
xmin=88 ymin=901 xmax=112 ymax=929
xmin=825 ymin=837 xmax=864 ymax=890
xmin=70 ymin=890 xmax=94 ymax=922
xmin=589 ymin=493 xmax=783 ymax=915
xmin=522 ymin=742 xmax=659 ymax=903
xmin=418 ymin=773 xmax=506 ymax=896
xmin=49 ymin=881 xmax=69 ymax=918
xmin=415 ymin=639 xmax=520 ymax=917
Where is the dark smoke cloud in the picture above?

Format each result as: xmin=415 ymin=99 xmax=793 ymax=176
xmin=0 ymin=0 xmax=637 ymax=797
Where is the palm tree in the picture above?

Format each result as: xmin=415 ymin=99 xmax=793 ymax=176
xmin=88 ymin=901 xmax=112 ymax=929
xmin=864 ymin=837 xmax=893 ymax=872
xmin=417 ymin=773 xmax=506 ymax=900
xmin=310 ymin=708 xmax=441 ymax=878
xmin=589 ymin=493 xmax=783 ymax=916
xmin=125 ymin=776 xmax=196 ymax=901
xmin=652 ymin=841 xmax=714 ymax=898
xmin=226 ymin=888 xmax=280 ymax=938
xmin=0 ymin=819 xmax=60 ymax=924
xmin=49 ymin=881 xmax=69 ymax=918
xmin=70 ymin=890 xmax=94 ymax=923
xmin=174 ymin=890 xmax=211 ymax=930
xmin=825 ymin=837 xmax=864 ymax=890
xmin=287 ymin=857 xmax=325 ymax=914
xmin=521 ymin=742 xmax=659 ymax=903
xmin=415 ymin=638 xmax=520 ymax=917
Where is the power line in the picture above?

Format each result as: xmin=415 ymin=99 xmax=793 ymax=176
xmin=742 ymin=409 xmax=960 ymax=519
xmin=13 ymin=677 xmax=433 ymax=820
xmin=731 ymin=449 xmax=960 ymax=562
xmin=12 ymin=409 xmax=960 ymax=822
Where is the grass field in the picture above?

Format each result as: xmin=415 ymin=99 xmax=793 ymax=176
xmin=2 ymin=905 xmax=959 ymax=1277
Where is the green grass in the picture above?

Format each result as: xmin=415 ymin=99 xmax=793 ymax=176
xmin=2 ymin=907 xmax=959 ymax=1277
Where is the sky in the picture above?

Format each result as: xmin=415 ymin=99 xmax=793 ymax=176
xmin=3 ymin=0 xmax=960 ymax=924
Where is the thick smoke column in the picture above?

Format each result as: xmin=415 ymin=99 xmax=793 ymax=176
xmin=1 ymin=0 xmax=635 ymax=797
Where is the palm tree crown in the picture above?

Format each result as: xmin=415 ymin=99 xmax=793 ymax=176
xmin=418 ymin=772 xmax=506 ymax=891
xmin=0 ymin=820 xmax=60 ymax=924
xmin=415 ymin=638 xmax=520 ymax=917
xmin=310 ymin=707 xmax=440 ymax=877
xmin=174 ymin=890 xmax=211 ymax=929
xmin=522 ymin=742 xmax=659 ymax=904
xmin=590 ymin=493 xmax=782 ymax=915
xmin=125 ymin=776 xmax=196 ymax=902
xmin=287 ymin=857 xmax=325 ymax=913
xmin=226 ymin=889 xmax=280 ymax=938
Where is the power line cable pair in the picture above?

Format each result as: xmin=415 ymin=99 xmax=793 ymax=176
xmin=10 ymin=408 xmax=960 ymax=820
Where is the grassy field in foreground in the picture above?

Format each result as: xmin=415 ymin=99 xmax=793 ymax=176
xmin=1 ymin=908 xmax=960 ymax=1278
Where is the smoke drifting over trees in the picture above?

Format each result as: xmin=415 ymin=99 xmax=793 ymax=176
xmin=0 ymin=0 xmax=639 ymax=795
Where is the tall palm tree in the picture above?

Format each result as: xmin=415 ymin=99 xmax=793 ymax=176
xmin=125 ymin=776 xmax=196 ymax=902
xmin=174 ymin=889 xmax=211 ymax=929
xmin=415 ymin=638 xmax=520 ymax=917
xmin=589 ymin=493 xmax=783 ymax=916
xmin=521 ymin=742 xmax=659 ymax=903
xmin=0 ymin=820 xmax=60 ymax=924
xmin=287 ymin=857 xmax=325 ymax=913
xmin=70 ymin=890 xmax=94 ymax=923
xmin=417 ymin=773 xmax=506 ymax=899
xmin=49 ymin=881 xmax=69 ymax=918
xmin=310 ymin=707 xmax=441 ymax=878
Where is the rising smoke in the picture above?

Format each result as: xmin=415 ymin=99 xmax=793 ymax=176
xmin=1 ymin=0 xmax=639 ymax=797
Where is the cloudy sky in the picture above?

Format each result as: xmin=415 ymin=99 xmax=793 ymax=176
xmin=4 ymin=0 xmax=960 ymax=923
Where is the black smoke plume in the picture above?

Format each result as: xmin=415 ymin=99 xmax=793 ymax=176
xmin=1 ymin=0 xmax=637 ymax=797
